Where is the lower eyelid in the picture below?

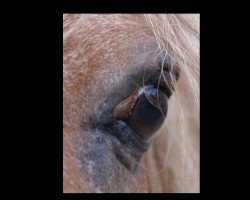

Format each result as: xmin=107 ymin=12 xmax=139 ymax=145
xmin=101 ymin=120 xmax=150 ymax=156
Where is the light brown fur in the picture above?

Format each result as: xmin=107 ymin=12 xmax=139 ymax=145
xmin=63 ymin=14 xmax=199 ymax=193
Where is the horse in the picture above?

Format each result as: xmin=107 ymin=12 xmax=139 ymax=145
xmin=63 ymin=14 xmax=200 ymax=193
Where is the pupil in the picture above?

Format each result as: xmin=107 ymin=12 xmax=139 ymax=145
xmin=128 ymin=86 xmax=168 ymax=140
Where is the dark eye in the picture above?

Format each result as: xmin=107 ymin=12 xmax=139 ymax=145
xmin=114 ymin=86 xmax=168 ymax=140
xmin=101 ymin=75 xmax=173 ymax=171
xmin=127 ymin=86 xmax=167 ymax=139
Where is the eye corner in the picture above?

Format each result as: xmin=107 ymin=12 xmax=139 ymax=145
xmin=113 ymin=88 xmax=141 ymax=121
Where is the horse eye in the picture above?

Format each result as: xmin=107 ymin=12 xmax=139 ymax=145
xmin=114 ymin=86 xmax=168 ymax=140
xmin=128 ymin=86 xmax=167 ymax=139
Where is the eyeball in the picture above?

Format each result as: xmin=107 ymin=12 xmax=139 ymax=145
xmin=114 ymin=86 xmax=168 ymax=140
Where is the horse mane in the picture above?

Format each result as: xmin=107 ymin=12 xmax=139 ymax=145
xmin=142 ymin=14 xmax=200 ymax=192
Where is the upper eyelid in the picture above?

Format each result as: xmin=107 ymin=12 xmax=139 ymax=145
xmin=144 ymin=69 xmax=179 ymax=98
xmin=145 ymin=62 xmax=180 ymax=82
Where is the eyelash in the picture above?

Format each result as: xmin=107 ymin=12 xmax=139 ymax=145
xmin=145 ymin=70 xmax=175 ymax=98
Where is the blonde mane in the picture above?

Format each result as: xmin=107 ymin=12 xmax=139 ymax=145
xmin=143 ymin=14 xmax=200 ymax=192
